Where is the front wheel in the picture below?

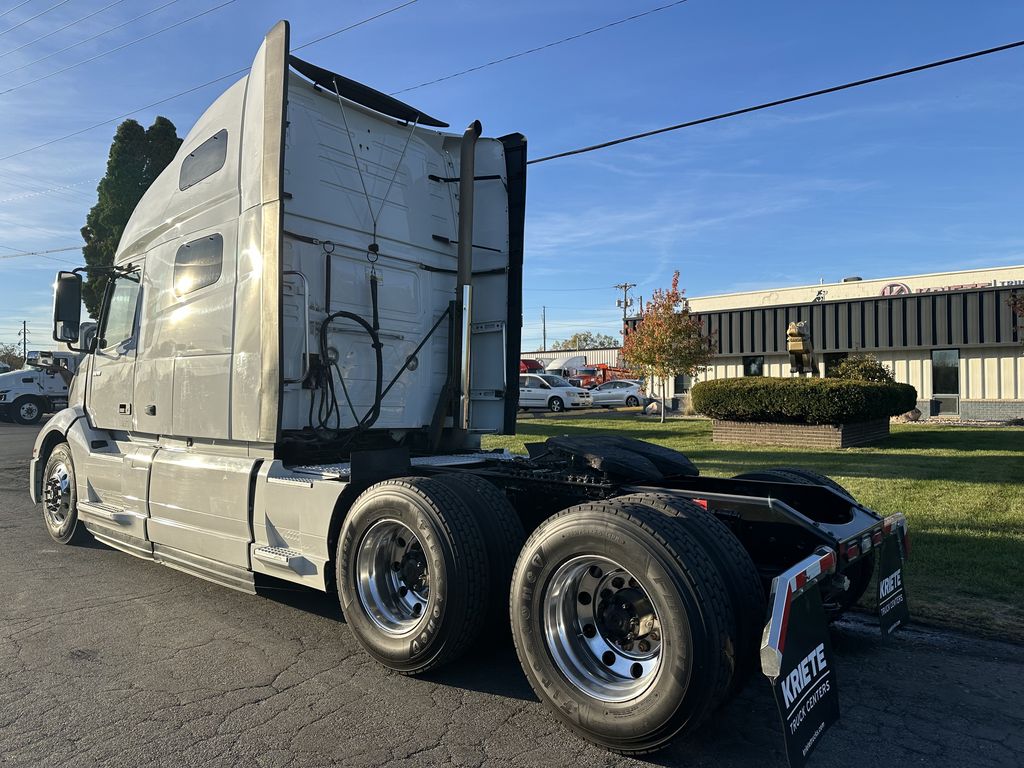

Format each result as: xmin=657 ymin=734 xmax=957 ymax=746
xmin=510 ymin=501 xmax=733 ymax=754
xmin=548 ymin=397 xmax=564 ymax=413
xmin=42 ymin=443 xmax=88 ymax=544
xmin=12 ymin=396 xmax=44 ymax=425
xmin=625 ymin=396 xmax=639 ymax=407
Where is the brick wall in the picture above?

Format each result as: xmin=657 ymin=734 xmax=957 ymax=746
xmin=712 ymin=419 xmax=890 ymax=448
xmin=959 ymin=400 xmax=1024 ymax=421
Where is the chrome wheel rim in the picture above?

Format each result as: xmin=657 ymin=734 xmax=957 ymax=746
xmin=43 ymin=461 xmax=71 ymax=529
xmin=356 ymin=519 xmax=429 ymax=634
xmin=20 ymin=401 xmax=39 ymax=421
xmin=543 ymin=556 xmax=663 ymax=702
xmin=550 ymin=399 xmax=563 ymax=412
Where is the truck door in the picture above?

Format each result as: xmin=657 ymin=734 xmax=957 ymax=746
xmin=87 ymin=269 xmax=142 ymax=431
xmin=78 ymin=266 xmax=155 ymax=545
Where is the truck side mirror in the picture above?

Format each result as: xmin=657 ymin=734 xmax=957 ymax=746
xmin=52 ymin=271 xmax=83 ymax=344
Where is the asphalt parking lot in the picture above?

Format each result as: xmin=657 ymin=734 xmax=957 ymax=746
xmin=1 ymin=421 xmax=1022 ymax=767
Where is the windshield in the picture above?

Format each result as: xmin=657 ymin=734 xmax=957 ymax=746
xmin=539 ymin=374 xmax=572 ymax=388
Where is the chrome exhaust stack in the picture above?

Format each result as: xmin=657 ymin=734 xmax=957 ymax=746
xmin=455 ymin=120 xmax=481 ymax=430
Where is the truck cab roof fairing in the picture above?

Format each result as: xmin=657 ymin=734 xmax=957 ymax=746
xmin=288 ymin=55 xmax=448 ymax=128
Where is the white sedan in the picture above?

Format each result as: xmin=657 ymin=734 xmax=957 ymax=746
xmin=519 ymin=374 xmax=592 ymax=412
xmin=590 ymin=380 xmax=646 ymax=408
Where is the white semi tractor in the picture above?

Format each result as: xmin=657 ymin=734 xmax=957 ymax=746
xmin=33 ymin=21 xmax=909 ymax=760
xmin=0 ymin=349 xmax=82 ymax=425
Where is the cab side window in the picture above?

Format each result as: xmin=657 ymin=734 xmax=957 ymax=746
xmin=100 ymin=275 xmax=141 ymax=349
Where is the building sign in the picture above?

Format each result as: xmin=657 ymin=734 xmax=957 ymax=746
xmin=880 ymin=278 xmax=1024 ymax=296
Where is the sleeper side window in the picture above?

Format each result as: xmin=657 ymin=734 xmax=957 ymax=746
xmin=174 ymin=234 xmax=223 ymax=296
xmin=178 ymin=129 xmax=228 ymax=190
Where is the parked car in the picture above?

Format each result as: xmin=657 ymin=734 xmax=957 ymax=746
xmin=519 ymin=373 xmax=592 ymax=412
xmin=590 ymin=379 xmax=647 ymax=408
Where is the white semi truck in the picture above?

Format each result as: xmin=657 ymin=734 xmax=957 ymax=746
xmin=33 ymin=21 xmax=909 ymax=761
xmin=0 ymin=349 xmax=82 ymax=424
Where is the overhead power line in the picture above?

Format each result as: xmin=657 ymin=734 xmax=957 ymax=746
xmin=0 ymin=245 xmax=82 ymax=260
xmin=1 ymin=0 xmax=238 ymax=96
xmin=0 ymin=0 xmax=184 ymax=77
xmin=0 ymin=0 xmax=131 ymax=60
xmin=0 ymin=0 xmax=73 ymax=38
xmin=0 ymin=1 xmax=34 ymax=22
xmin=0 ymin=1 xmax=418 ymax=164
xmin=529 ymin=38 xmax=1024 ymax=165
xmin=390 ymin=0 xmax=691 ymax=95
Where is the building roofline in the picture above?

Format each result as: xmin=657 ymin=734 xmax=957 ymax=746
xmin=690 ymin=263 xmax=1024 ymax=303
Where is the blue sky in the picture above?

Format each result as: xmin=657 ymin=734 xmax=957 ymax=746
xmin=0 ymin=0 xmax=1022 ymax=352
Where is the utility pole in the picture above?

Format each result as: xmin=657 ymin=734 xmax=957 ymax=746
xmin=614 ymin=282 xmax=636 ymax=336
xmin=18 ymin=321 xmax=28 ymax=362
xmin=541 ymin=306 xmax=547 ymax=351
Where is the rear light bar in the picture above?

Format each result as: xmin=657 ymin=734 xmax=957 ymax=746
xmin=760 ymin=546 xmax=837 ymax=680
xmin=840 ymin=512 xmax=910 ymax=563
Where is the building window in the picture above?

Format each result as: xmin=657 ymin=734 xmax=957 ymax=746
xmin=673 ymin=373 xmax=688 ymax=392
xmin=823 ymin=352 xmax=848 ymax=377
xmin=174 ymin=234 xmax=223 ymax=296
xmin=179 ymin=129 xmax=228 ymax=190
xmin=742 ymin=355 xmax=764 ymax=376
xmin=931 ymin=349 xmax=959 ymax=395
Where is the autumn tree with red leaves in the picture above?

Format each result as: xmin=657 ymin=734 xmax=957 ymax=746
xmin=622 ymin=271 xmax=715 ymax=422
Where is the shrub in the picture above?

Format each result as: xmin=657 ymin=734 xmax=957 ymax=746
xmin=830 ymin=354 xmax=895 ymax=383
xmin=691 ymin=377 xmax=918 ymax=425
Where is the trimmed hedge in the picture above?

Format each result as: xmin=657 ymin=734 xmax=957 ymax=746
xmin=691 ymin=377 xmax=918 ymax=425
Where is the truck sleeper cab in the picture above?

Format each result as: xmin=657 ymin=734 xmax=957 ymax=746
xmin=33 ymin=21 xmax=909 ymax=760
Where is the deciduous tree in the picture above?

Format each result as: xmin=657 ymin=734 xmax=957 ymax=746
xmin=550 ymin=331 xmax=618 ymax=351
xmin=622 ymin=271 xmax=714 ymax=422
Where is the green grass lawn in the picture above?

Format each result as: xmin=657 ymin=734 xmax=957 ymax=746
xmin=484 ymin=414 xmax=1024 ymax=641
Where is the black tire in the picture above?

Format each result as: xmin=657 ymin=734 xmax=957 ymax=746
xmin=336 ymin=477 xmax=489 ymax=675
xmin=430 ymin=473 xmax=526 ymax=637
xmin=625 ymin=396 xmax=639 ymax=407
xmin=732 ymin=468 xmax=872 ymax=614
xmin=617 ymin=492 xmax=765 ymax=699
xmin=767 ymin=467 xmax=855 ymax=501
xmin=548 ymin=396 xmax=564 ymax=413
xmin=510 ymin=501 xmax=734 ymax=755
xmin=42 ymin=443 xmax=88 ymax=545
xmin=734 ymin=467 xmax=853 ymax=501
xmin=12 ymin=396 xmax=44 ymax=425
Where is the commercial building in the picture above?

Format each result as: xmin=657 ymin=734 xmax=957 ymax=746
xmin=683 ymin=265 xmax=1024 ymax=419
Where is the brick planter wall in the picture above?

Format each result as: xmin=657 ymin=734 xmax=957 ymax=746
xmin=712 ymin=418 xmax=890 ymax=448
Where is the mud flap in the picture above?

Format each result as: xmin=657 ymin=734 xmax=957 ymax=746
xmin=878 ymin=513 xmax=910 ymax=636
xmin=762 ymin=548 xmax=841 ymax=768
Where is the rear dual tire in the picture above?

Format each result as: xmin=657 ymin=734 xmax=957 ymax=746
xmin=336 ymin=474 xmax=525 ymax=674
xmin=510 ymin=501 xmax=734 ymax=755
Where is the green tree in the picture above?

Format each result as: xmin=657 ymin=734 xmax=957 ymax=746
xmin=622 ymin=271 xmax=714 ymax=422
xmin=80 ymin=117 xmax=182 ymax=317
xmin=550 ymin=331 xmax=619 ymax=351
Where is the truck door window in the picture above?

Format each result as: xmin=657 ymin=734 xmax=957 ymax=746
xmin=99 ymin=276 xmax=140 ymax=349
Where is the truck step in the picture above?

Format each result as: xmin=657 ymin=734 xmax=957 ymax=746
xmin=252 ymin=546 xmax=304 ymax=567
